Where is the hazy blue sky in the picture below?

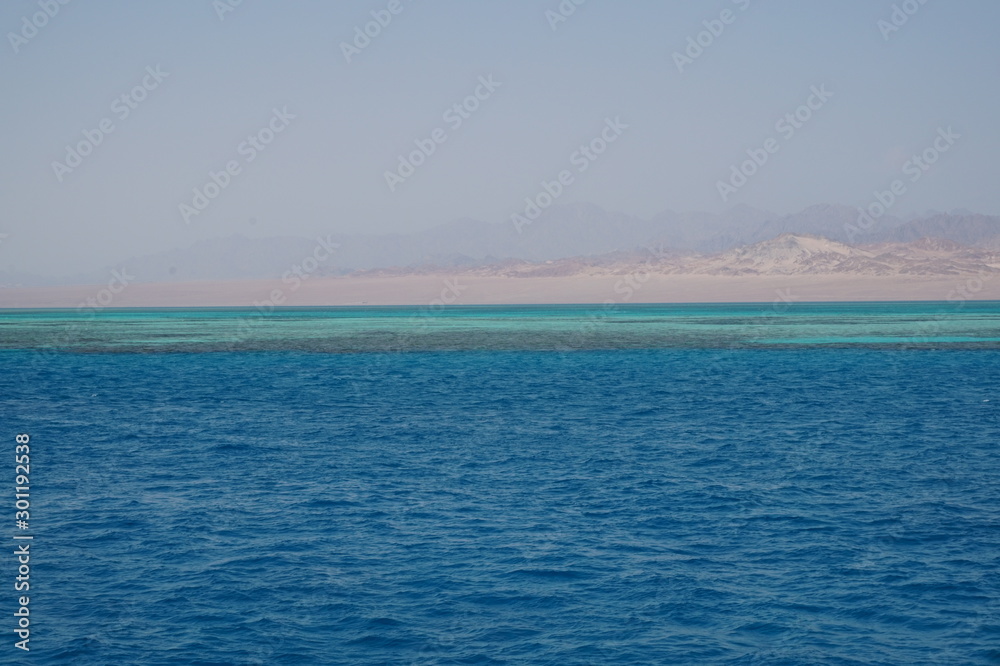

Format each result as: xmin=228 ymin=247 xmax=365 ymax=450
xmin=2 ymin=0 xmax=998 ymax=275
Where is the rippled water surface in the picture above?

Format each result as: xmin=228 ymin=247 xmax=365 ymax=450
xmin=3 ymin=301 xmax=1000 ymax=352
xmin=1 ymin=305 xmax=998 ymax=664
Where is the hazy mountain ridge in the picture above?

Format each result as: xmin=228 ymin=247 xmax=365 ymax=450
xmin=4 ymin=204 xmax=1000 ymax=287
xmin=356 ymin=234 xmax=1000 ymax=279
xmin=871 ymin=213 xmax=1000 ymax=248
xmin=681 ymin=235 xmax=1000 ymax=277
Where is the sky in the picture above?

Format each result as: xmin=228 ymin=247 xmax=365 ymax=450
xmin=2 ymin=0 xmax=999 ymax=276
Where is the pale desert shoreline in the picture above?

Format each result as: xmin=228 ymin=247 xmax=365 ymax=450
xmin=1 ymin=274 xmax=999 ymax=308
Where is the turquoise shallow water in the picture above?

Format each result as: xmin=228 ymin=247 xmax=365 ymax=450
xmin=2 ymin=301 xmax=1000 ymax=352
xmin=1 ymin=303 xmax=998 ymax=663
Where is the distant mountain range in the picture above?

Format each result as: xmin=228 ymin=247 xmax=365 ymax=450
xmin=357 ymin=234 xmax=1000 ymax=279
xmin=3 ymin=204 xmax=1000 ymax=286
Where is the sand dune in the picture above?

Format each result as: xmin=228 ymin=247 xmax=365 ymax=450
xmin=2 ymin=273 xmax=998 ymax=309
xmin=4 ymin=234 xmax=998 ymax=308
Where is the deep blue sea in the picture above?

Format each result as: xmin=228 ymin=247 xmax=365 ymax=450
xmin=1 ymin=304 xmax=998 ymax=664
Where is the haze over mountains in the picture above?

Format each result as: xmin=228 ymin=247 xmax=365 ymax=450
xmin=4 ymin=204 xmax=1000 ymax=287
xmin=419 ymin=235 xmax=998 ymax=279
